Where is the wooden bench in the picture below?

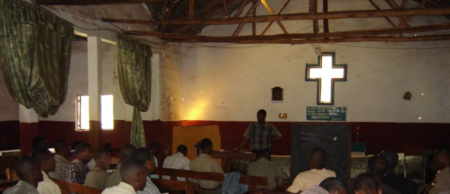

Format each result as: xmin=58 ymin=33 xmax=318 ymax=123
xmin=152 ymin=179 xmax=196 ymax=194
xmin=212 ymin=151 xmax=257 ymax=173
xmin=52 ymin=179 xmax=101 ymax=194
xmin=155 ymin=168 xmax=267 ymax=194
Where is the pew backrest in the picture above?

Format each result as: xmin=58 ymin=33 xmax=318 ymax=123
xmin=155 ymin=168 xmax=267 ymax=194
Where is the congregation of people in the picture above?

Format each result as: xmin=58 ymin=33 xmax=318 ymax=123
xmin=3 ymin=109 xmax=450 ymax=194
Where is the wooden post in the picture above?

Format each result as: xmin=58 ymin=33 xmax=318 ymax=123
xmin=310 ymin=0 xmax=319 ymax=36
xmin=189 ymin=0 xmax=194 ymax=19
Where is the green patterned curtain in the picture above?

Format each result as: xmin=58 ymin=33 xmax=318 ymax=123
xmin=0 ymin=0 xmax=73 ymax=117
xmin=117 ymin=34 xmax=152 ymax=148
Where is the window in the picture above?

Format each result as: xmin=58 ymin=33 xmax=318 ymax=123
xmin=76 ymin=95 xmax=114 ymax=131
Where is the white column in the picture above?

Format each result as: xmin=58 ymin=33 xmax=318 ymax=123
xmin=19 ymin=105 xmax=38 ymax=123
xmin=88 ymin=35 xmax=102 ymax=150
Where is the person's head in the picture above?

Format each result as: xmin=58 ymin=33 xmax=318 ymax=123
xmin=75 ymin=142 xmax=93 ymax=162
xmin=131 ymin=148 xmax=155 ymax=173
xmin=380 ymin=150 xmax=398 ymax=173
xmin=255 ymin=150 xmax=269 ymax=160
xmin=177 ymin=145 xmax=188 ymax=156
xmin=434 ymin=146 xmax=449 ymax=170
xmin=32 ymin=137 xmax=47 ymax=150
xmin=93 ymin=148 xmax=112 ymax=170
xmin=320 ymin=177 xmax=348 ymax=194
xmin=308 ymin=147 xmax=327 ymax=169
xmin=31 ymin=147 xmax=56 ymax=174
xmin=257 ymin=109 xmax=267 ymax=124
xmin=16 ymin=157 xmax=43 ymax=186
xmin=149 ymin=142 xmax=160 ymax=156
xmin=120 ymin=144 xmax=136 ymax=163
xmin=367 ymin=155 xmax=388 ymax=179
xmin=200 ymin=138 xmax=213 ymax=155
xmin=120 ymin=159 xmax=148 ymax=191
xmin=54 ymin=140 xmax=71 ymax=157
xmin=353 ymin=173 xmax=381 ymax=194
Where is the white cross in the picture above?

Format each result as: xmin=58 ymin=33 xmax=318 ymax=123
xmin=306 ymin=53 xmax=347 ymax=105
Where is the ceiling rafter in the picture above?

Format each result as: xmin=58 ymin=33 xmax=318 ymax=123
xmin=102 ymin=7 xmax=450 ymax=26
xmin=261 ymin=0 xmax=291 ymax=35
xmin=34 ymin=0 xmax=166 ymax=5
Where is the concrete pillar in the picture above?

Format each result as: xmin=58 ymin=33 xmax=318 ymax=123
xmin=19 ymin=105 xmax=39 ymax=156
xmin=88 ymin=35 xmax=102 ymax=150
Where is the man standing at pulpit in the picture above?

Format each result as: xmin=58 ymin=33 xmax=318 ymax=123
xmin=237 ymin=109 xmax=282 ymax=159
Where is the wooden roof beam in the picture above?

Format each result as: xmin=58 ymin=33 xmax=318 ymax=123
xmin=34 ymin=0 xmax=165 ymax=5
xmin=164 ymin=34 xmax=450 ymax=44
xmin=127 ymin=22 xmax=450 ymax=41
xmin=102 ymin=7 xmax=450 ymax=25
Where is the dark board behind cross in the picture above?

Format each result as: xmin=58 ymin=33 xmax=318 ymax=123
xmin=291 ymin=123 xmax=351 ymax=181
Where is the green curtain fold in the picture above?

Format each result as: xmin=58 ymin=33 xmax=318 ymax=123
xmin=0 ymin=0 xmax=73 ymax=117
xmin=117 ymin=34 xmax=152 ymax=148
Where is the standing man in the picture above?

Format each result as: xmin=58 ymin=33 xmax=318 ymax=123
xmin=236 ymin=109 xmax=282 ymax=159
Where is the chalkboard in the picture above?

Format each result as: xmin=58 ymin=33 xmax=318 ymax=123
xmin=291 ymin=124 xmax=351 ymax=181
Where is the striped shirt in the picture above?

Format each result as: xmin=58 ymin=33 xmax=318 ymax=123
xmin=244 ymin=122 xmax=281 ymax=151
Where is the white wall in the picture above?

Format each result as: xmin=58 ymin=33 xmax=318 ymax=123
xmin=160 ymin=0 xmax=450 ymax=123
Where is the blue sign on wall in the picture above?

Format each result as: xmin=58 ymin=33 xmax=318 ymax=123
xmin=307 ymin=107 xmax=346 ymax=121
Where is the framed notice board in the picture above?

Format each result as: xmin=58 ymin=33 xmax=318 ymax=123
xmin=291 ymin=123 xmax=351 ymax=181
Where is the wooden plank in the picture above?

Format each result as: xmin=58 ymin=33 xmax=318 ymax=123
xmin=165 ymin=34 xmax=450 ymax=44
xmin=35 ymin=0 xmax=165 ymax=5
xmin=102 ymin=7 xmax=450 ymax=25
xmin=385 ymin=0 xmax=410 ymax=27
xmin=232 ymin=0 xmax=261 ymax=36
xmin=400 ymin=0 xmax=409 ymax=8
xmin=233 ymin=0 xmax=249 ymax=18
xmin=261 ymin=0 xmax=291 ymax=35
xmin=252 ymin=0 xmax=257 ymax=36
xmin=323 ymin=0 xmax=329 ymax=36
xmin=310 ymin=0 xmax=319 ymax=35
xmin=127 ymin=23 xmax=450 ymax=42
xmin=189 ymin=0 xmax=195 ymax=19
xmin=261 ymin=0 xmax=288 ymax=34
xmin=367 ymin=0 xmax=397 ymax=28
xmin=222 ymin=0 xmax=231 ymax=19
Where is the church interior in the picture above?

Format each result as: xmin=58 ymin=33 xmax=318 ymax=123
xmin=0 ymin=0 xmax=449 ymax=193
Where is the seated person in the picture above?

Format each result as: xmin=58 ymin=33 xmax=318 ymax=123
xmin=353 ymin=173 xmax=381 ymax=194
xmin=380 ymin=150 xmax=417 ymax=194
xmin=102 ymin=159 xmax=148 ymax=194
xmin=32 ymin=148 xmax=61 ymax=194
xmin=85 ymin=148 xmax=112 ymax=190
xmin=430 ymin=147 xmax=450 ymax=194
xmin=287 ymin=147 xmax=336 ymax=193
xmin=4 ymin=157 xmax=43 ymax=194
xmin=49 ymin=140 xmax=71 ymax=179
xmin=190 ymin=138 xmax=224 ymax=194
xmin=247 ymin=150 xmax=283 ymax=190
xmin=366 ymin=155 xmax=400 ymax=194
xmin=63 ymin=141 xmax=92 ymax=184
xmin=163 ymin=145 xmax=190 ymax=181
xmin=131 ymin=148 xmax=161 ymax=194
xmin=106 ymin=144 xmax=136 ymax=187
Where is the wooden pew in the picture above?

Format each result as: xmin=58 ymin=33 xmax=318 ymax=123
xmin=54 ymin=180 xmax=101 ymax=194
xmin=0 ymin=157 xmax=18 ymax=192
xmin=155 ymin=168 xmax=267 ymax=194
xmin=152 ymin=179 xmax=196 ymax=194
xmin=212 ymin=151 xmax=257 ymax=173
